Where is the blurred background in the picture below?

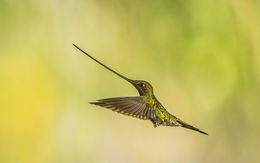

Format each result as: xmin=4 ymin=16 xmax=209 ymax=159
xmin=1 ymin=0 xmax=260 ymax=162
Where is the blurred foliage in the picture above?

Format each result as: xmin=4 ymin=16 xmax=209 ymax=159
xmin=0 ymin=0 xmax=260 ymax=162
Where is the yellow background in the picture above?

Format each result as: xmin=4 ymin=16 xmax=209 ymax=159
xmin=1 ymin=0 xmax=260 ymax=162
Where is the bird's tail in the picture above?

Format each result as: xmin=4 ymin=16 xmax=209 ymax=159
xmin=177 ymin=120 xmax=208 ymax=135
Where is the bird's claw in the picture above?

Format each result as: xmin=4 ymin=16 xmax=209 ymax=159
xmin=153 ymin=122 xmax=160 ymax=128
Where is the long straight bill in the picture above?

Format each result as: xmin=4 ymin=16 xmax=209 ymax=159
xmin=73 ymin=44 xmax=131 ymax=82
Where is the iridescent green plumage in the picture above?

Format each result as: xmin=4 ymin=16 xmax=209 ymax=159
xmin=73 ymin=44 xmax=208 ymax=135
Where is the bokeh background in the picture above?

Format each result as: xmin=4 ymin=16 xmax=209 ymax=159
xmin=1 ymin=0 xmax=260 ymax=162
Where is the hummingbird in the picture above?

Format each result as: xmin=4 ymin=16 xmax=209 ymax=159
xmin=73 ymin=44 xmax=208 ymax=135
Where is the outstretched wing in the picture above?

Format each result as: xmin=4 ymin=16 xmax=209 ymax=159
xmin=90 ymin=96 xmax=155 ymax=120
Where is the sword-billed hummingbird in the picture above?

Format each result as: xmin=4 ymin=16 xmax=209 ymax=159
xmin=73 ymin=44 xmax=208 ymax=135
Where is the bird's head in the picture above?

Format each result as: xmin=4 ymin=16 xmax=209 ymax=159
xmin=129 ymin=80 xmax=154 ymax=96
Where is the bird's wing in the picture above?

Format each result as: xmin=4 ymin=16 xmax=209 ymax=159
xmin=90 ymin=96 xmax=155 ymax=120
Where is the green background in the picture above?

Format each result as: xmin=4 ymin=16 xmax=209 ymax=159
xmin=1 ymin=0 xmax=260 ymax=162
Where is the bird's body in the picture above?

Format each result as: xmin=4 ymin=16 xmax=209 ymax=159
xmin=73 ymin=44 xmax=208 ymax=135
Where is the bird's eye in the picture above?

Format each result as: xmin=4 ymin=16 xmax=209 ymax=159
xmin=140 ymin=83 xmax=145 ymax=87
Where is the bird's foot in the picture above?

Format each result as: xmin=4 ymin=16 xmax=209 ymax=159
xmin=153 ymin=122 xmax=160 ymax=128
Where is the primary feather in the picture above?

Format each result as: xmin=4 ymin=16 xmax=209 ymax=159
xmin=90 ymin=96 xmax=156 ymax=120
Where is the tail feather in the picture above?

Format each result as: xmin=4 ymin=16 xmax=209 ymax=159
xmin=177 ymin=120 xmax=208 ymax=135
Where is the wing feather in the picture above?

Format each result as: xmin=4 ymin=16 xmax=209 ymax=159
xmin=90 ymin=96 xmax=155 ymax=120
